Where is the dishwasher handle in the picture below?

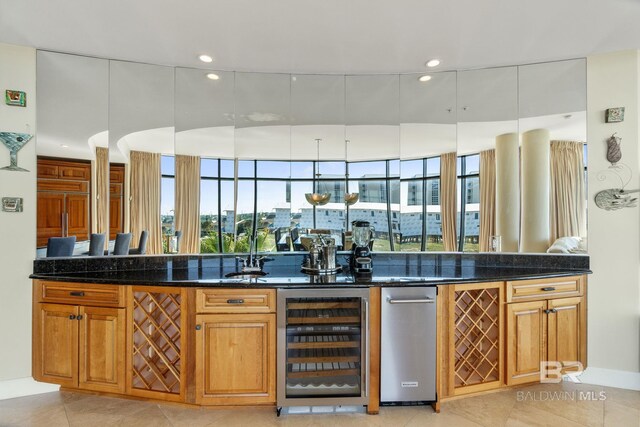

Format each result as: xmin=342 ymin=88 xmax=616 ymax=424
xmin=387 ymin=297 xmax=435 ymax=304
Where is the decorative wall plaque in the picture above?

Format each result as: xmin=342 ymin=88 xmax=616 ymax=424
xmin=5 ymin=90 xmax=26 ymax=107
xmin=0 ymin=132 xmax=33 ymax=172
xmin=605 ymin=107 xmax=625 ymax=123
xmin=2 ymin=197 xmax=23 ymax=212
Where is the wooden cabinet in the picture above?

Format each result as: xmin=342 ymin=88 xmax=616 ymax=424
xmin=547 ymin=297 xmax=585 ymax=368
xmin=438 ymin=275 xmax=587 ymax=400
xmin=506 ymin=277 xmax=586 ymax=386
xmin=37 ymin=158 xmax=91 ymax=247
xmin=37 ymin=160 xmax=91 ymax=181
xmin=439 ymin=282 xmax=504 ymax=397
xmin=195 ymin=314 xmax=275 ymax=405
xmin=78 ymin=306 xmax=126 ymax=392
xmin=109 ymin=164 xmax=125 ymax=240
xmin=506 ymin=276 xmax=583 ymax=303
xmin=32 ymin=281 xmax=125 ymax=393
xmin=34 ymin=303 xmax=79 ymax=387
xmin=195 ymin=289 xmax=276 ymax=405
xmin=506 ymin=300 xmax=547 ymax=385
xmin=128 ymin=286 xmax=187 ymax=402
xmin=196 ymin=288 xmax=275 ymax=314
xmin=37 ymin=192 xmax=66 ymax=242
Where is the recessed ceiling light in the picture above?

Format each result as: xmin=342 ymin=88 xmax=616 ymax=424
xmin=426 ymin=59 xmax=441 ymax=68
xmin=199 ymin=54 xmax=213 ymax=63
xmin=418 ymin=75 xmax=432 ymax=82
xmin=206 ymin=73 xmax=220 ymax=80
xmin=60 ymin=144 xmax=69 ymax=148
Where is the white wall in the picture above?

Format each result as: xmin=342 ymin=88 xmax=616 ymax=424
xmin=584 ymin=50 xmax=640 ymax=387
xmin=0 ymin=43 xmax=36 ymax=379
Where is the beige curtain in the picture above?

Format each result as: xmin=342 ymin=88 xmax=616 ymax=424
xmin=550 ymin=141 xmax=586 ymax=241
xmin=175 ymin=155 xmax=201 ymax=254
xmin=130 ymin=151 xmax=162 ymax=254
xmin=95 ymin=147 xmax=109 ymax=240
xmin=479 ymin=149 xmax=496 ymax=252
xmin=440 ymin=152 xmax=458 ymax=252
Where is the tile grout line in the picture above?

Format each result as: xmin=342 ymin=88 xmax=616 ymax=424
xmin=399 ymin=407 xmax=423 ymax=427
xmin=156 ymin=403 xmax=176 ymax=427
xmin=63 ymin=399 xmax=72 ymax=427
xmin=504 ymin=401 xmax=517 ymax=427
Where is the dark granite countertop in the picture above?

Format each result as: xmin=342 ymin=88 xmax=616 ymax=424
xmin=31 ymin=252 xmax=591 ymax=288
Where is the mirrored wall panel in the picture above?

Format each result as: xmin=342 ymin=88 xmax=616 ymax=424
xmin=400 ymin=71 xmax=457 ymax=251
xmin=35 ymin=52 xmax=587 ymax=256
xmin=518 ymin=59 xmax=587 ymax=253
xmin=234 ymin=72 xmax=292 ymax=251
xmin=175 ymin=68 xmax=234 ymax=253
xmin=35 ymin=51 xmax=109 ymax=255
xmin=109 ymin=61 xmax=174 ymax=254
xmin=290 ymin=74 xmax=345 ymax=250
xmin=346 ymin=75 xmax=400 ymax=251
xmin=457 ymin=66 xmax=518 ymax=252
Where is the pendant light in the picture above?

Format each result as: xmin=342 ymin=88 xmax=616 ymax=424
xmin=305 ymin=139 xmax=331 ymax=206
xmin=343 ymin=139 xmax=359 ymax=205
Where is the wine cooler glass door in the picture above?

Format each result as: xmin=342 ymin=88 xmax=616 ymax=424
xmin=277 ymin=289 xmax=369 ymax=407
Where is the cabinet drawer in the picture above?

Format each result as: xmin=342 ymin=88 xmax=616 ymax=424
xmin=38 ymin=281 xmax=125 ymax=307
xmin=38 ymin=179 xmax=89 ymax=193
xmin=59 ymin=164 xmax=91 ymax=180
xmin=37 ymin=164 xmax=59 ymax=179
xmin=506 ymin=276 xmax=583 ymax=302
xmin=196 ymin=289 xmax=275 ymax=313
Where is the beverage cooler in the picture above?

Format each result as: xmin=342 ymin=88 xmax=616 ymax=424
xmin=277 ymin=288 xmax=370 ymax=412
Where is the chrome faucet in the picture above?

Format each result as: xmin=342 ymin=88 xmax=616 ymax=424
xmin=237 ymin=236 xmax=262 ymax=272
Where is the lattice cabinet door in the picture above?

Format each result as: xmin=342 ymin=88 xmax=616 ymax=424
xmin=449 ymin=282 xmax=504 ymax=396
xmin=127 ymin=286 xmax=187 ymax=402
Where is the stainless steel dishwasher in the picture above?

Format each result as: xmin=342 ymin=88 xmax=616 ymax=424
xmin=381 ymin=287 xmax=436 ymax=403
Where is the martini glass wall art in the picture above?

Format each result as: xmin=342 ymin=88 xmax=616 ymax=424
xmin=0 ymin=132 xmax=33 ymax=172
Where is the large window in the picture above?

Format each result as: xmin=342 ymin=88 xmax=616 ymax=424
xmin=255 ymin=161 xmax=292 ymax=252
xmin=163 ymin=153 xmax=496 ymax=253
xmin=200 ymin=158 xmax=220 ymax=253
xmin=400 ymin=156 xmax=442 ymax=251
xmin=199 ymin=159 xmax=236 ymax=253
xmin=347 ymin=160 xmax=399 ymax=251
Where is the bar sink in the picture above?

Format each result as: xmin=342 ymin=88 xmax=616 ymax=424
xmin=224 ymin=271 xmax=268 ymax=280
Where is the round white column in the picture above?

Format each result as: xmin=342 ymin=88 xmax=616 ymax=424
xmin=495 ymin=133 xmax=520 ymax=252
xmin=521 ymin=128 xmax=550 ymax=253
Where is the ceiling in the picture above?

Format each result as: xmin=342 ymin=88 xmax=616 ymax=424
xmin=1 ymin=0 xmax=640 ymax=73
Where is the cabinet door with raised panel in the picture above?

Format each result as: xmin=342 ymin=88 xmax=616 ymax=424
xmin=78 ymin=306 xmax=126 ymax=393
xmin=547 ymin=297 xmax=586 ymax=372
xmin=33 ymin=303 xmax=79 ymax=387
xmin=109 ymin=193 xmax=123 ymax=240
xmin=36 ymin=193 xmax=65 ymax=246
xmin=195 ymin=313 xmax=276 ymax=405
xmin=506 ymin=300 xmax=546 ymax=386
xmin=66 ymin=194 xmax=90 ymax=242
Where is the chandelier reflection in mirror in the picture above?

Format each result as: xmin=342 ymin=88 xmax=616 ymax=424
xmin=305 ymin=138 xmax=331 ymax=206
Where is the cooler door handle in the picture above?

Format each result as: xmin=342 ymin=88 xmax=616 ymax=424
xmin=387 ymin=297 xmax=435 ymax=304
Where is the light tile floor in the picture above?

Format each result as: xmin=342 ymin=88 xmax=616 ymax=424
xmin=0 ymin=382 xmax=638 ymax=427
